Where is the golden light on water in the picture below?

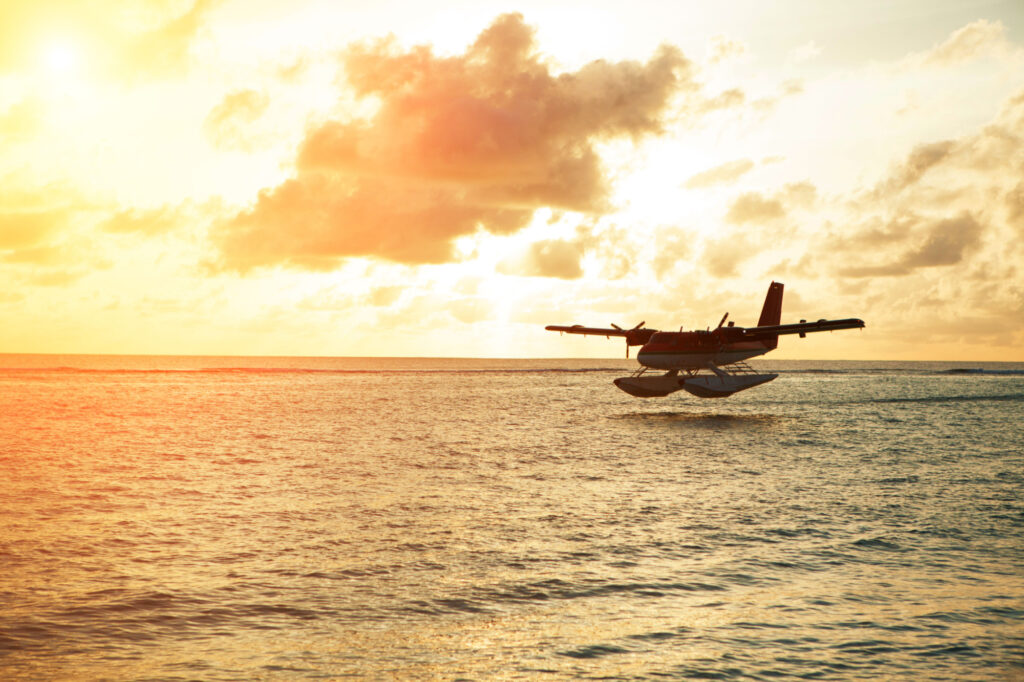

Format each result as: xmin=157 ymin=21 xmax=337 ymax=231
xmin=2 ymin=355 xmax=1022 ymax=677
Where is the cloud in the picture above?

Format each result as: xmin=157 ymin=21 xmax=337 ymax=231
xmin=590 ymin=225 xmax=638 ymax=280
xmin=832 ymin=88 xmax=1024 ymax=284
xmin=725 ymin=192 xmax=785 ymax=224
xmin=707 ymin=35 xmax=747 ymax=64
xmin=651 ymin=227 xmax=691 ymax=280
xmin=839 ymin=213 xmax=983 ymax=277
xmin=276 ymin=56 xmax=310 ymax=82
xmin=447 ymin=297 xmax=491 ymax=324
xmin=781 ymin=79 xmax=804 ymax=96
xmin=917 ymin=19 xmax=1009 ymax=67
xmin=872 ymin=140 xmax=955 ymax=197
xmin=782 ymin=181 xmax=817 ymax=208
xmin=684 ymin=159 xmax=754 ymax=189
xmin=204 ymin=89 xmax=270 ymax=151
xmin=694 ymin=88 xmax=745 ymax=115
xmin=217 ymin=175 xmax=533 ymax=269
xmin=369 ymin=285 xmax=403 ymax=307
xmin=0 ymin=97 xmax=44 ymax=141
xmin=702 ymin=233 xmax=756 ymax=278
xmin=901 ymin=212 xmax=982 ymax=268
xmin=697 ymin=111 xmax=1006 ymax=282
xmin=498 ymin=238 xmax=585 ymax=279
xmin=0 ymin=209 xmax=68 ymax=249
xmin=696 ymin=181 xmax=820 ymax=278
xmin=789 ymin=41 xmax=821 ymax=64
xmin=0 ymin=184 xmax=91 ymax=271
xmin=213 ymin=13 xmax=694 ymax=271
xmin=690 ymin=79 xmax=803 ymax=120
xmin=0 ymin=182 xmax=87 ymax=251
xmin=724 ymin=181 xmax=817 ymax=225
xmin=2 ymin=244 xmax=69 ymax=265
xmin=27 ymin=269 xmax=85 ymax=287
xmin=747 ymin=79 xmax=805 ymax=115
xmin=830 ymin=211 xmax=921 ymax=252
xmin=124 ymin=0 xmax=216 ymax=78
xmin=1007 ymin=181 xmax=1024 ymax=232
xmin=101 ymin=205 xmax=182 ymax=235
xmin=497 ymin=219 xmax=647 ymax=280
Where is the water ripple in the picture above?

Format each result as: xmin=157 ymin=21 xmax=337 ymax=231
xmin=0 ymin=358 xmax=1022 ymax=679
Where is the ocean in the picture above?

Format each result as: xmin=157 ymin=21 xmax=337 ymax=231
xmin=1 ymin=355 xmax=1022 ymax=680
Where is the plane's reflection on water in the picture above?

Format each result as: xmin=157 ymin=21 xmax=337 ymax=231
xmin=0 ymin=356 xmax=1022 ymax=680
xmin=612 ymin=411 xmax=784 ymax=427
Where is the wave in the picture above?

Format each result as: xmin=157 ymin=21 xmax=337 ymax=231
xmin=940 ymin=368 xmax=1024 ymax=376
xmin=779 ymin=367 xmax=1024 ymax=376
xmin=870 ymin=394 xmax=1024 ymax=404
xmin=776 ymin=368 xmax=854 ymax=375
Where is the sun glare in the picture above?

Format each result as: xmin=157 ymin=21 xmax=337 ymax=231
xmin=42 ymin=41 xmax=79 ymax=75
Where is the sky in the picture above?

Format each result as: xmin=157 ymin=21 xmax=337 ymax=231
xmin=2 ymin=0 xmax=1023 ymax=360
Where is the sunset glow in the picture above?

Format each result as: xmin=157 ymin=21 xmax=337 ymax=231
xmin=41 ymin=41 xmax=78 ymax=75
xmin=2 ymin=0 xmax=1023 ymax=359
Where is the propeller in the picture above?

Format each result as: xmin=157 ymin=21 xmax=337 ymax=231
xmin=715 ymin=312 xmax=729 ymax=329
xmin=610 ymin=321 xmax=646 ymax=358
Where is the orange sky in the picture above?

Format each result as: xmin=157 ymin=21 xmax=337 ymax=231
xmin=2 ymin=0 xmax=1023 ymax=360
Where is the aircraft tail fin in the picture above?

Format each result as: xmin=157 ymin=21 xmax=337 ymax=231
xmin=757 ymin=281 xmax=784 ymax=350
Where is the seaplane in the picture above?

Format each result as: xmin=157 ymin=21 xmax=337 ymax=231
xmin=546 ymin=281 xmax=864 ymax=398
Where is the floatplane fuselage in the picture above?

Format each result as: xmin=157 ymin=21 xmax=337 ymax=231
xmin=546 ymin=282 xmax=864 ymax=398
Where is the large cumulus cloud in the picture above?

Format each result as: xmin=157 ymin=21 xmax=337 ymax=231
xmin=212 ymin=13 xmax=694 ymax=271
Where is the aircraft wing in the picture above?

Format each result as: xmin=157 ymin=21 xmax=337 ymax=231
xmin=545 ymin=324 xmax=660 ymax=347
xmin=545 ymin=325 xmax=636 ymax=337
xmin=738 ymin=318 xmax=865 ymax=339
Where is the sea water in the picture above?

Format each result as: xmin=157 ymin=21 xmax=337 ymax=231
xmin=1 ymin=356 xmax=1022 ymax=680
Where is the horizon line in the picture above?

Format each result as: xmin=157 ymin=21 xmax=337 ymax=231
xmin=0 ymin=352 xmax=1020 ymax=364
